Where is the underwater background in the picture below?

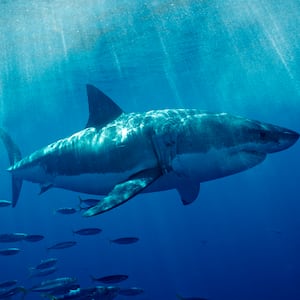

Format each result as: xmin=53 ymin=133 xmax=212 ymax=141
xmin=0 ymin=0 xmax=300 ymax=299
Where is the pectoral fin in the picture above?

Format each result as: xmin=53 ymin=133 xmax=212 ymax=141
xmin=83 ymin=168 xmax=161 ymax=217
xmin=176 ymin=180 xmax=200 ymax=205
xmin=39 ymin=184 xmax=53 ymax=195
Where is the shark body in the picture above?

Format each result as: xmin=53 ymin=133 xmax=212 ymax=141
xmin=1 ymin=85 xmax=299 ymax=216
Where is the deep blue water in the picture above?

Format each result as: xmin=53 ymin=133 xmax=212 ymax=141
xmin=0 ymin=1 xmax=300 ymax=299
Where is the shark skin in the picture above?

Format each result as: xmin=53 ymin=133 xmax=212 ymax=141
xmin=0 ymin=85 xmax=299 ymax=217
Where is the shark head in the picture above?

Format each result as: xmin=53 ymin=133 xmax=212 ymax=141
xmin=178 ymin=113 xmax=299 ymax=183
xmin=234 ymin=117 xmax=299 ymax=154
xmin=188 ymin=112 xmax=299 ymax=158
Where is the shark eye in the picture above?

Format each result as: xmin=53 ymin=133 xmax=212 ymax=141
xmin=259 ymin=131 xmax=267 ymax=139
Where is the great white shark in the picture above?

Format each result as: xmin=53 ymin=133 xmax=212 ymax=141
xmin=0 ymin=85 xmax=299 ymax=217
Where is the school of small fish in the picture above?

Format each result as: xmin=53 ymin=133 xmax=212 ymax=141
xmin=0 ymin=196 xmax=207 ymax=299
xmin=0 ymin=197 xmax=146 ymax=299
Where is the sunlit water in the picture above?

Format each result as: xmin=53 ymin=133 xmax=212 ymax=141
xmin=0 ymin=1 xmax=299 ymax=299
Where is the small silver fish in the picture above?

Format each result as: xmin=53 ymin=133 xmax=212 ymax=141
xmin=29 ymin=266 xmax=58 ymax=278
xmin=90 ymin=274 xmax=128 ymax=284
xmin=46 ymin=286 xmax=120 ymax=300
xmin=110 ymin=237 xmax=139 ymax=244
xmin=30 ymin=277 xmax=77 ymax=292
xmin=0 ymin=200 xmax=12 ymax=207
xmin=0 ymin=248 xmax=21 ymax=256
xmin=55 ymin=207 xmax=79 ymax=215
xmin=33 ymin=258 xmax=58 ymax=270
xmin=73 ymin=228 xmax=102 ymax=236
xmin=78 ymin=196 xmax=100 ymax=209
xmin=0 ymin=280 xmax=17 ymax=289
xmin=47 ymin=241 xmax=77 ymax=250
xmin=0 ymin=233 xmax=27 ymax=243
xmin=0 ymin=286 xmax=26 ymax=298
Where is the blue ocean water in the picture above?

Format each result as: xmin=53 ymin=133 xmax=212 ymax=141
xmin=0 ymin=0 xmax=300 ymax=299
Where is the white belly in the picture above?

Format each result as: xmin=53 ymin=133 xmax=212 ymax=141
xmin=171 ymin=149 xmax=265 ymax=182
xmin=53 ymin=170 xmax=137 ymax=195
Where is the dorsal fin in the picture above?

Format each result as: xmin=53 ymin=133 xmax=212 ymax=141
xmin=85 ymin=84 xmax=123 ymax=128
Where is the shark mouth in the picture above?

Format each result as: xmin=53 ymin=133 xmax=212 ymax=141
xmin=241 ymin=150 xmax=267 ymax=166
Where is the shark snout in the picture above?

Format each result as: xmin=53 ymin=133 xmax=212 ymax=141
xmin=263 ymin=125 xmax=299 ymax=153
xmin=280 ymin=128 xmax=299 ymax=148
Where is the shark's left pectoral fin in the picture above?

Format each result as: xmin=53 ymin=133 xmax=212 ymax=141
xmin=176 ymin=179 xmax=200 ymax=205
xmin=83 ymin=168 xmax=161 ymax=217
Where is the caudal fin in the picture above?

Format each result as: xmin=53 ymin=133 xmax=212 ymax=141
xmin=0 ymin=128 xmax=23 ymax=207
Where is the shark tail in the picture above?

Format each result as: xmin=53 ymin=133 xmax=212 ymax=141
xmin=0 ymin=128 xmax=23 ymax=207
